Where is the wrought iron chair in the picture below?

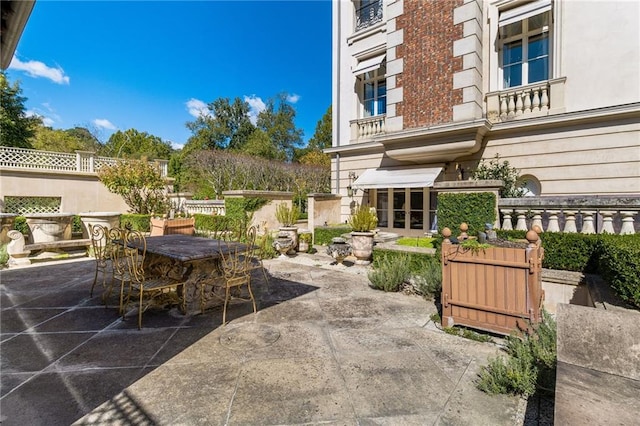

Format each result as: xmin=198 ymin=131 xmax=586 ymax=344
xmin=119 ymin=230 xmax=186 ymax=329
xmin=89 ymin=224 xmax=112 ymax=299
xmin=244 ymin=226 xmax=270 ymax=287
xmin=215 ymin=229 xmax=257 ymax=325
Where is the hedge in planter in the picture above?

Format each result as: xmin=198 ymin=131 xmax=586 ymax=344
xmin=437 ymin=192 xmax=496 ymax=236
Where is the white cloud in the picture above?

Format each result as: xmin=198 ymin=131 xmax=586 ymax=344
xmin=244 ymin=95 xmax=266 ymax=125
xmin=186 ymin=98 xmax=212 ymax=118
xmin=286 ymin=93 xmax=300 ymax=104
xmin=92 ymin=118 xmax=116 ymax=130
xmin=26 ymin=110 xmax=54 ymax=127
xmin=9 ymin=57 xmax=70 ymax=85
xmin=170 ymin=141 xmax=185 ymax=150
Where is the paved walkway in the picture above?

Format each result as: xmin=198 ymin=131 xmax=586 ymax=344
xmin=1 ymin=250 xmax=527 ymax=425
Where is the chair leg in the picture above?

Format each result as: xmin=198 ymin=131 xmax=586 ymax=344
xmin=247 ymin=280 xmax=257 ymax=315
xmin=223 ymin=286 xmax=230 ymax=325
xmin=90 ymin=265 xmax=99 ymax=297
xmin=138 ymin=290 xmax=144 ymax=329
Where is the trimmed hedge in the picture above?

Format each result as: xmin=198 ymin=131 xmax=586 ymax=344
xmin=313 ymin=226 xmax=351 ymax=246
xmin=597 ymin=234 xmax=640 ymax=308
xmin=193 ymin=214 xmax=230 ymax=231
xmin=120 ymin=214 xmax=151 ymax=232
xmin=372 ymin=247 xmax=436 ymax=273
xmin=437 ymin=192 xmax=496 ymax=236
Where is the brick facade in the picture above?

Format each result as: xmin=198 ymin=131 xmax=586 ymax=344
xmin=396 ymin=0 xmax=464 ymax=128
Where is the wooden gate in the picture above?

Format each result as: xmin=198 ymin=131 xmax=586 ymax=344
xmin=440 ymin=227 xmax=544 ymax=335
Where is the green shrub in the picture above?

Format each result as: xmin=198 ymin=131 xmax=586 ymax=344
xmin=0 ymin=243 xmax=8 ymax=267
xmin=413 ymin=256 xmax=442 ymax=298
xmin=120 ymin=214 xmax=151 ymax=232
xmin=539 ymin=232 xmax=600 ymax=272
xmin=193 ymin=214 xmax=230 ymax=232
xmin=368 ymin=253 xmax=412 ymax=292
xmin=13 ymin=216 xmax=28 ymax=235
xmin=437 ymin=192 xmax=496 ymax=236
xmin=314 ymin=226 xmax=351 ymax=246
xmin=477 ymin=311 xmax=557 ymax=397
xmin=275 ymin=202 xmax=300 ymax=227
xmin=348 ymin=204 xmax=378 ymax=232
xmin=257 ymin=232 xmax=277 ymax=259
xmin=597 ymin=234 xmax=640 ymax=308
xmin=372 ymin=248 xmax=434 ymax=273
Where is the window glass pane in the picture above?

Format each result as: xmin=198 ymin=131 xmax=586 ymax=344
xmin=364 ymin=82 xmax=374 ymax=99
xmin=528 ymin=11 xmax=549 ymax=31
xmin=393 ymin=190 xmax=405 ymax=229
xmin=528 ymin=34 xmax=548 ymax=60
xmin=364 ymin=99 xmax=374 ymax=117
xmin=376 ymin=190 xmax=388 ymax=227
xmin=410 ymin=191 xmax=422 ymax=209
xmin=528 ymin=57 xmax=548 ymax=83
xmin=377 ymin=95 xmax=386 ymax=115
xmin=409 ymin=191 xmax=423 ymax=230
xmin=503 ymin=41 xmax=522 ymax=66
xmin=503 ymin=63 xmax=522 ymax=88
xmin=502 ymin=21 xmax=522 ymax=38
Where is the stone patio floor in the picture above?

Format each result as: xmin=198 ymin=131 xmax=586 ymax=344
xmin=0 ymin=249 xmax=547 ymax=425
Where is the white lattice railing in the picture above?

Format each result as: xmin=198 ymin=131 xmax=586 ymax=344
xmin=0 ymin=147 xmax=168 ymax=177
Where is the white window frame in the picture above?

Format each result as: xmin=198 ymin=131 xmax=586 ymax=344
xmin=359 ymin=65 xmax=387 ymax=118
xmin=498 ymin=7 xmax=552 ymax=89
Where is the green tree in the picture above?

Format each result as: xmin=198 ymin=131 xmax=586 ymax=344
xmin=256 ymin=93 xmax=303 ymax=161
xmin=241 ymin=128 xmax=281 ymax=160
xmin=102 ymin=128 xmax=173 ymax=159
xmin=31 ymin=125 xmax=102 ymax=153
xmin=185 ymin=97 xmax=255 ymax=152
xmin=471 ymin=154 xmax=526 ymax=198
xmin=307 ymin=105 xmax=332 ymax=150
xmin=0 ymin=71 xmax=40 ymax=148
xmin=98 ymin=160 xmax=170 ymax=214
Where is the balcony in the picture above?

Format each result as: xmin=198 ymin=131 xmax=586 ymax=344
xmin=355 ymin=0 xmax=383 ymax=32
xmin=486 ymin=77 xmax=566 ymax=123
xmin=350 ymin=115 xmax=386 ymax=141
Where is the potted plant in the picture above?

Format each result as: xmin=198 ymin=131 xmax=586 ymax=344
xmin=297 ymin=230 xmax=312 ymax=253
xmin=275 ymin=203 xmax=300 ymax=254
xmin=348 ymin=204 xmax=378 ymax=265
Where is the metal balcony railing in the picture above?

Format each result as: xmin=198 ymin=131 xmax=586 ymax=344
xmin=355 ymin=0 xmax=383 ymax=31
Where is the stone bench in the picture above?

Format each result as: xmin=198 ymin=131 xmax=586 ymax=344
xmin=6 ymin=230 xmax=91 ymax=267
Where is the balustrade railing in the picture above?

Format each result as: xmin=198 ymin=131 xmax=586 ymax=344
xmin=351 ymin=115 xmax=386 ymax=141
xmin=355 ymin=0 xmax=384 ymax=31
xmin=0 ymin=146 xmax=168 ymax=177
xmin=184 ymin=200 xmax=226 ymax=216
xmin=498 ymin=196 xmax=639 ymax=235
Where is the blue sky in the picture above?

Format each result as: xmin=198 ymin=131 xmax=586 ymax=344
xmin=7 ymin=0 xmax=332 ymax=149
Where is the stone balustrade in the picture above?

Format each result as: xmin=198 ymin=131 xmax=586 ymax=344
xmin=184 ymin=200 xmax=226 ymax=216
xmin=498 ymin=196 xmax=639 ymax=235
xmin=350 ymin=115 xmax=386 ymax=140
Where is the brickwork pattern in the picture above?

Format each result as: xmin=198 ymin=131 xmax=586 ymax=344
xmin=396 ymin=0 xmax=464 ymax=128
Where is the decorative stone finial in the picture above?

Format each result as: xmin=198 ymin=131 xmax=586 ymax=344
xmin=526 ymin=229 xmax=539 ymax=244
xmin=442 ymin=227 xmax=452 ymax=238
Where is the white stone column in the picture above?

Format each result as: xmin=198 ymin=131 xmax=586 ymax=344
xmin=500 ymin=209 xmax=513 ymax=230
xmin=515 ymin=210 xmax=528 ymax=231
xmin=620 ymin=211 xmax=637 ymax=235
xmin=563 ymin=211 xmax=577 ymax=233
xmin=581 ymin=211 xmax=596 ymax=234
xmin=531 ymin=210 xmax=544 ymax=232
xmin=547 ymin=210 xmax=560 ymax=232
xmin=601 ymin=210 xmax=615 ymax=234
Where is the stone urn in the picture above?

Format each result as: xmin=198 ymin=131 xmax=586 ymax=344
xmin=326 ymin=237 xmax=352 ymax=265
xmin=24 ymin=213 xmax=74 ymax=244
xmin=278 ymin=226 xmax=298 ymax=254
xmin=350 ymin=231 xmax=375 ymax=265
xmin=272 ymin=233 xmax=294 ymax=258
xmin=79 ymin=212 xmax=121 ymax=238
xmin=0 ymin=213 xmax=17 ymax=244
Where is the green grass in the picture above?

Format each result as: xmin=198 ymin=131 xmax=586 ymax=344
xmin=395 ymin=237 xmax=435 ymax=248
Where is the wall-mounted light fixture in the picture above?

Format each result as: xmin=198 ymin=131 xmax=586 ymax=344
xmin=347 ymin=171 xmax=358 ymax=197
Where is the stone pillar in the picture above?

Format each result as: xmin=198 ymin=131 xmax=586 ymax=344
xmin=563 ymin=211 xmax=577 ymax=233
xmin=500 ymin=209 xmax=513 ymax=230
xmin=581 ymin=211 xmax=596 ymax=234
xmin=620 ymin=211 xmax=637 ymax=235
xmin=531 ymin=210 xmax=544 ymax=232
xmin=547 ymin=210 xmax=560 ymax=233
xmin=601 ymin=211 xmax=615 ymax=234
xmin=515 ymin=210 xmax=528 ymax=231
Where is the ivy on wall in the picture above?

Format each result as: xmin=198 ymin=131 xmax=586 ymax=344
xmin=437 ymin=192 xmax=496 ymax=237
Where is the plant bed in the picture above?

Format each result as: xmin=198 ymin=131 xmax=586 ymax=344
xmin=441 ymin=225 xmax=544 ymax=336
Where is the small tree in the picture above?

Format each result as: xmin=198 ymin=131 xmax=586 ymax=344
xmin=98 ymin=160 xmax=170 ymax=214
xmin=471 ymin=154 xmax=526 ymax=198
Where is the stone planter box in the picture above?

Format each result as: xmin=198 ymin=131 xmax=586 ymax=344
xmin=150 ymin=217 xmax=195 ymax=236
xmin=440 ymin=227 xmax=544 ymax=335
xmin=0 ymin=213 xmax=17 ymax=244
xmin=78 ymin=212 xmax=121 ymax=238
xmin=24 ymin=213 xmax=74 ymax=244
